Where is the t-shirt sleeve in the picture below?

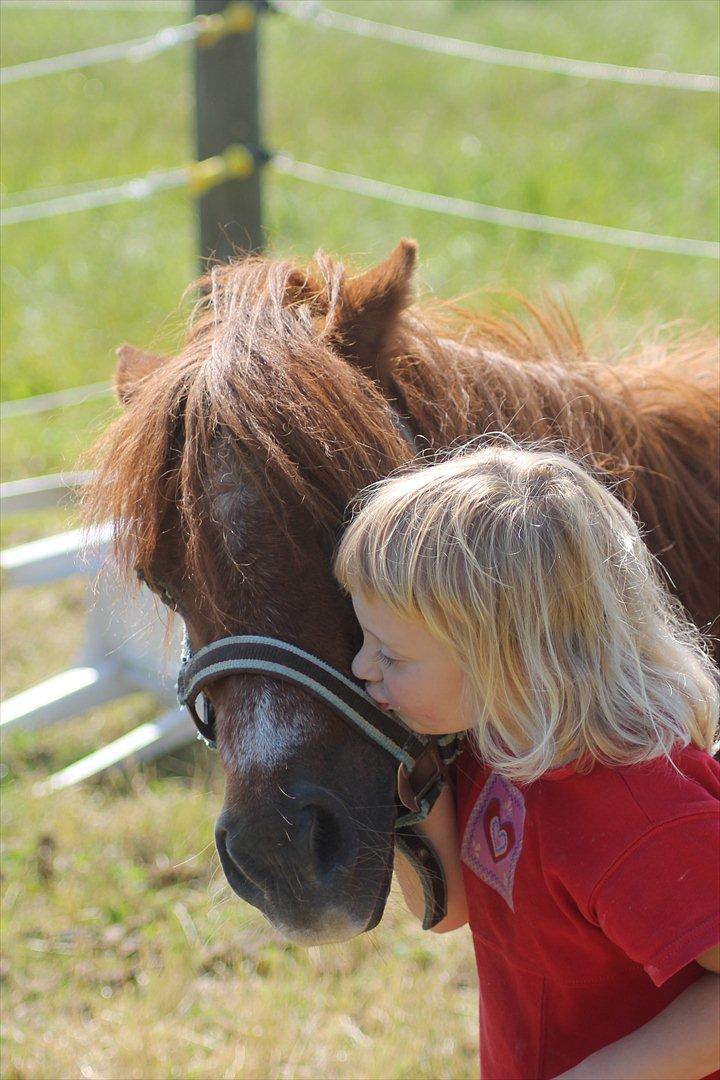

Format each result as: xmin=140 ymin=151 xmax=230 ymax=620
xmin=589 ymin=813 xmax=720 ymax=986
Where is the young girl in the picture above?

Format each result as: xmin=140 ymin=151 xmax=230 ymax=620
xmin=333 ymin=442 xmax=720 ymax=1080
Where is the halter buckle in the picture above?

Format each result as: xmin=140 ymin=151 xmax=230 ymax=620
xmin=397 ymin=742 xmax=447 ymax=817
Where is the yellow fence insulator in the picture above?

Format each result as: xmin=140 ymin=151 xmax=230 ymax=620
xmin=186 ymin=145 xmax=256 ymax=196
xmin=196 ymin=2 xmax=256 ymax=48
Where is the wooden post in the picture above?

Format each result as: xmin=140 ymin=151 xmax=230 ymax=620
xmin=194 ymin=0 xmax=263 ymax=267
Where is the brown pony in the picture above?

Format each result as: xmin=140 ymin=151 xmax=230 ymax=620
xmin=86 ymin=239 xmax=719 ymax=943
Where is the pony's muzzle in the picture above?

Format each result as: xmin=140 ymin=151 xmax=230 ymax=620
xmin=215 ymin=783 xmax=360 ymax=910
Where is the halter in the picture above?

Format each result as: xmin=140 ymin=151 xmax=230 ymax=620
xmin=177 ymin=630 xmax=466 ymax=929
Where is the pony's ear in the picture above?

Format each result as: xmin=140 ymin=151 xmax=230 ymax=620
xmin=284 ymin=267 xmax=324 ymax=309
xmin=329 ymin=238 xmax=417 ymax=388
xmin=114 ymin=344 xmax=170 ymax=404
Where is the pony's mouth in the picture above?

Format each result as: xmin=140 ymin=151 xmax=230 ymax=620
xmin=363 ymin=845 xmax=394 ymax=934
xmin=215 ymin=822 xmax=394 ymax=942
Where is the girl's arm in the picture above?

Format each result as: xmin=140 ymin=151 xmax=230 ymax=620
xmin=554 ymin=945 xmax=720 ymax=1080
xmin=394 ymin=784 xmax=469 ymax=933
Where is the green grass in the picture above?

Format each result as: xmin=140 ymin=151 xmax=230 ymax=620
xmin=1 ymin=1 xmax=718 ymax=1076
xmin=0 ymin=752 xmax=479 ymax=1079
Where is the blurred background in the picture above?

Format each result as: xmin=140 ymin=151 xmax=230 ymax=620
xmin=1 ymin=1 xmax=718 ymax=1076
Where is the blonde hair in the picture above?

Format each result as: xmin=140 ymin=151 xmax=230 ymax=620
xmin=333 ymin=441 xmax=719 ymax=782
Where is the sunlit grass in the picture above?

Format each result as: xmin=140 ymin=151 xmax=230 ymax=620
xmin=1 ymin=759 xmax=478 ymax=1079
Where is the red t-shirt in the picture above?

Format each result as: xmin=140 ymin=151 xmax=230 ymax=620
xmin=453 ymin=743 xmax=720 ymax=1080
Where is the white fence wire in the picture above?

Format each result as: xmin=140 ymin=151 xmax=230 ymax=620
xmin=3 ymin=155 xmax=718 ymax=262
xmin=0 ymin=19 xmax=200 ymax=84
xmin=0 ymin=168 xmax=188 ymax=225
xmin=272 ymin=155 xmax=720 ymax=260
xmin=0 ymin=382 xmax=112 ymax=421
xmin=3 ymin=1 xmax=718 ymax=92
xmin=279 ymin=3 xmax=720 ymax=93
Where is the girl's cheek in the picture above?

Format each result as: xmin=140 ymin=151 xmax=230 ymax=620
xmin=390 ymin=673 xmax=413 ymax=707
xmin=382 ymin=670 xmax=399 ymax=700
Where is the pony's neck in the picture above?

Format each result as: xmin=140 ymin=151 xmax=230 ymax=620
xmin=389 ymin=323 xmax=580 ymax=451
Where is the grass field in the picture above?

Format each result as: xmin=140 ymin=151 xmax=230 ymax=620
xmin=1 ymin=1 xmax=718 ymax=1077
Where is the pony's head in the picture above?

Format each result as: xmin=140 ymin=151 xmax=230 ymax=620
xmin=87 ymin=241 xmax=425 ymax=942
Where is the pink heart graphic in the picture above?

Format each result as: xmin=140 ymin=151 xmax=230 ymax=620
xmin=483 ymin=798 xmax=515 ymax=863
xmin=461 ymin=772 xmax=526 ymax=910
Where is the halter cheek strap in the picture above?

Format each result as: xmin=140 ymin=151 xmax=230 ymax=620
xmin=178 ymin=632 xmax=432 ymax=766
xmin=177 ymin=629 xmax=466 ymax=929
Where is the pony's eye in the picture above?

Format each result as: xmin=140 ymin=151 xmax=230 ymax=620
xmin=137 ymin=568 xmax=180 ymax=613
xmin=158 ymin=585 xmax=180 ymax=612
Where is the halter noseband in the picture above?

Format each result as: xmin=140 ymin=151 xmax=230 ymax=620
xmin=177 ymin=630 xmax=465 ymax=929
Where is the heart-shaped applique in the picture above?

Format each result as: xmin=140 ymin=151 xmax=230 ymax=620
xmin=461 ymin=772 xmax=526 ymax=910
xmin=483 ymin=797 xmax=515 ymax=862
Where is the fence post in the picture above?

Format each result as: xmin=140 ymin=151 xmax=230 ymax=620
xmin=194 ymin=0 xmax=263 ymax=266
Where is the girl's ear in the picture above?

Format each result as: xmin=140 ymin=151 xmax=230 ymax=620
xmin=329 ymin=238 xmax=418 ymax=392
xmin=114 ymin=344 xmax=170 ymax=405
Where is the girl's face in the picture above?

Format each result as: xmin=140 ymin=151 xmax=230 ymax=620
xmin=350 ymin=589 xmax=472 ymax=736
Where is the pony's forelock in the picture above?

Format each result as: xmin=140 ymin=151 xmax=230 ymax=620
xmin=83 ymin=252 xmax=412 ymax=625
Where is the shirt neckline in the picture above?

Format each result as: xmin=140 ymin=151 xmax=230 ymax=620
xmin=541 ymin=754 xmax=593 ymax=780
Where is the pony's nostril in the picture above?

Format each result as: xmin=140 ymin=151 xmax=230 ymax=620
xmin=294 ymin=791 xmax=358 ymax=884
xmin=215 ymin=825 xmax=265 ymax=904
xmin=216 ymin=786 xmax=359 ymax=897
xmin=308 ymin=804 xmax=346 ymax=878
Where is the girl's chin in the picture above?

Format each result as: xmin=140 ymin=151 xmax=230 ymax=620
xmin=394 ymin=710 xmax=427 ymax=732
xmin=397 ymin=712 xmax=468 ymax=737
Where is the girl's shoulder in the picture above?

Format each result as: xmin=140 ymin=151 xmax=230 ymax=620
xmin=452 ymin=743 xmax=719 ymax=881
xmin=453 ymin=742 xmax=719 ymax=826
xmin=541 ymin=743 xmax=719 ymax=815
xmin=535 ymin=745 xmax=719 ymax=903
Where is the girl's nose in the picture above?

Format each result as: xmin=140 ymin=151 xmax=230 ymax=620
xmin=351 ymin=646 xmax=377 ymax=683
xmin=351 ymin=651 xmax=366 ymax=681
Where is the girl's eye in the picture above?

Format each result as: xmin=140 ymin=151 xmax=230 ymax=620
xmin=375 ymin=649 xmax=396 ymax=668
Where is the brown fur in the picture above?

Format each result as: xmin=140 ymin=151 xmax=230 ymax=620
xmin=85 ymin=240 xmax=719 ymax=646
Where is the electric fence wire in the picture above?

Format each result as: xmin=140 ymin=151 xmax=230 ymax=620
xmin=0 ymin=168 xmax=189 ymax=225
xmin=277 ymin=1 xmax=720 ymax=93
xmin=0 ymin=18 xmax=201 ymax=83
xmin=3 ymin=154 xmax=718 ymax=262
xmin=2 ymin=0 xmax=718 ymax=92
xmin=0 ymin=383 xmax=112 ymax=421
